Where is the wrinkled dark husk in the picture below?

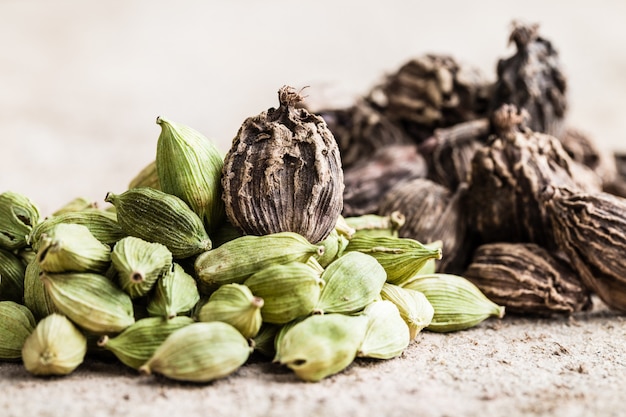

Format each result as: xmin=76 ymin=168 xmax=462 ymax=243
xmin=221 ymin=87 xmax=344 ymax=244
xmin=490 ymin=22 xmax=567 ymax=138
xmin=545 ymin=186 xmax=626 ymax=312
xmin=560 ymin=127 xmax=617 ymax=186
xmin=342 ymin=144 xmax=427 ymax=217
xmin=464 ymin=242 xmax=592 ymax=316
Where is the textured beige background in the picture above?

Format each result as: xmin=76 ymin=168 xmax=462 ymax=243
xmin=1 ymin=1 xmax=626 ymax=417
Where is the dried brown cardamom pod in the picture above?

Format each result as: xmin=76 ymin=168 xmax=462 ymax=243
xmin=466 ymin=104 xmax=599 ymax=248
xmin=544 ymin=185 xmax=626 ymax=312
xmin=490 ymin=21 xmax=567 ymax=138
xmin=605 ymin=152 xmax=626 ymax=198
xmin=559 ymin=128 xmax=616 ymax=186
xmin=342 ymin=144 xmax=427 ymax=216
xmin=378 ymin=178 xmax=470 ymax=274
xmin=221 ymin=86 xmax=343 ymax=243
xmin=314 ymin=100 xmax=414 ymax=170
xmin=464 ymin=242 xmax=592 ymax=315
xmin=368 ymin=54 xmax=491 ymax=142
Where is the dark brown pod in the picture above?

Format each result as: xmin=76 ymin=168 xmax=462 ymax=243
xmin=544 ymin=185 xmax=626 ymax=312
xmin=464 ymin=242 xmax=592 ymax=316
xmin=342 ymin=144 xmax=427 ymax=217
xmin=222 ymin=86 xmax=344 ymax=243
xmin=490 ymin=22 xmax=567 ymax=138
xmin=368 ymin=54 xmax=491 ymax=142
xmin=315 ymin=100 xmax=414 ymax=170
xmin=466 ymin=105 xmax=599 ymax=248
xmin=560 ymin=127 xmax=616 ymax=187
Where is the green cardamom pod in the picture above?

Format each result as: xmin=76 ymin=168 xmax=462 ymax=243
xmin=21 ymin=313 xmax=87 ymax=376
xmin=128 ymin=160 xmax=161 ymax=190
xmin=380 ymin=283 xmax=434 ymax=339
xmin=97 ymin=316 xmax=193 ymax=370
xmin=105 ymin=187 xmax=211 ymax=259
xmin=0 ymin=191 xmax=40 ymax=251
xmin=402 ymin=273 xmax=505 ymax=332
xmin=344 ymin=235 xmax=442 ymax=285
xmin=243 ymin=262 xmax=324 ymax=324
xmin=37 ymin=223 xmax=111 ymax=273
xmin=139 ymin=321 xmax=252 ymax=383
xmin=0 ymin=248 xmax=26 ymax=303
xmin=315 ymin=251 xmax=386 ymax=315
xmin=24 ymin=258 xmax=58 ymax=321
xmin=111 ymin=236 xmax=173 ymax=299
xmin=344 ymin=211 xmax=405 ymax=238
xmin=358 ymin=300 xmax=410 ymax=359
xmin=277 ymin=313 xmax=369 ymax=382
xmin=0 ymin=301 xmax=35 ymax=361
xmin=313 ymin=229 xmax=341 ymax=268
xmin=147 ymin=263 xmax=200 ymax=319
xmin=198 ymin=283 xmax=263 ymax=339
xmin=156 ymin=117 xmax=225 ymax=232
xmin=52 ymin=197 xmax=98 ymax=216
xmin=194 ymin=232 xmax=324 ymax=291
xmin=41 ymin=272 xmax=135 ymax=334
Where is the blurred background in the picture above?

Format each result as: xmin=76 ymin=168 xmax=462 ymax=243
xmin=1 ymin=0 xmax=626 ymax=214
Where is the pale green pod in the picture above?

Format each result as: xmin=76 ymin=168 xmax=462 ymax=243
xmin=105 ymin=187 xmax=211 ymax=259
xmin=24 ymin=259 xmax=58 ymax=321
xmin=277 ymin=313 xmax=369 ymax=382
xmin=29 ymin=209 xmax=125 ymax=251
xmin=358 ymin=300 xmax=410 ymax=359
xmin=198 ymin=283 xmax=263 ymax=339
xmin=334 ymin=215 xmax=356 ymax=239
xmin=272 ymin=319 xmax=300 ymax=363
xmin=344 ymin=235 xmax=442 ymax=285
xmin=140 ymin=321 xmax=252 ymax=383
xmin=156 ymin=117 xmax=225 ymax=232
xmin=22 ymin=313 xmax=87 ymax=376
xmin=314 ymin=229 xmax=340 ymax=268
xmin=315 ymin=252 xmax=386 ymax=315
xmin=252 ymin=323 xmax=280 ymax=359
xmin=244 ymin=262 xmax=324 ymax=324
xmin=380 ymin=283 xmax=434 ymax=339
xmin=0 ymin=301 xmax=35 ymax=361
xmin=97 ymin=316 xmax=193 ymax=370
xmin=194 ymin=232 xmax=324 ymax=291
xmin=344 ymin=211 xmax=405 ymax=238
xmin=413 ymin=241 xmax=442 ymax=276
xmin=402 ymin=273 xmax=505 ymax=332
xmin=147 ymin=263 xmax=200 ymax=319
xmin=128 ymin=160 xmax=161 ymax=190
xmin=0 ymin=191 xmax=40 ymax=251
xmin=52 ymin=197 xmax=98 ymax=216
xmin=37 ymin=223 xmax=111 ymax=274
xmin=111 ymin=236 xmax=173 ymax=298
xmin=41 ymin=272 xmax=135 ymax=334
xmin=0 ymin=248 xmax=26 ymax=302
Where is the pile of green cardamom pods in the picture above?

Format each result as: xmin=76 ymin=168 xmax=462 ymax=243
xmin=0 ymin=115 xmax=504 ymax=383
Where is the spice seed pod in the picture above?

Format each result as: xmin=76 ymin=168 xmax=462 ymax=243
xmin=24 ymin=258 xmax=58 ymax=321
xmin=221 ymin=86 xmax=344 ymax=244
xmin=0 ymin=301 xmax=36 ymax=361
xmin=105 ymin=187 xmax=211 ymax=259
xmin=0 ymin=191 xmax=40 ymax=251
xmin=194 ymin=232 xmax=324 ymax=291
xmin=0 ymin=248 xmax=26 ymax=303
xmin=156 ymin=117 xmax=225 ymax=232
xmin=358 ymin=300 xmax=410 ymax=360
xmin=22 ymin=313 xmax=87 ymax=376
xmin=128 ymin=160 xmax=161 ymax=190
xmin=147 ymin=263 xmax=200 ymax=319
xmin=41 ymin=272 xmax=135 ymax=334
xmin=52 ymin=197 xmax=98 ymax=216
xmin=402 ymin=273 xmax=504 ymax=332
xmin=380 ymin=283 xmax=434 ymax=339
xmin=277 ymin=313 xmax=369 ymax=382
xmin=140 ymin=321 xmax=252 ymax=383
xmin=97 ymin=316 xmax=194 ymax=370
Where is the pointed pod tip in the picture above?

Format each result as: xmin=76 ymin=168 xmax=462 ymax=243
xmin=138 ymin=364 xmax=152 ymax=376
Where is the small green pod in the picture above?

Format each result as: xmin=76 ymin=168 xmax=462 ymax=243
xmin=0 ymin=248 xmax=26 ymax=303
xmin=52 ymin=197 xmax=98 ymax=216
xmin=194 ymin=232 xmax=324 ymax=291
xmin=315 ymin=252 xmax=386 ymax=315
xmin=147 ymin=263 xmax=200 ymax=319
xmin=111 ymin=236 xmax=173 ymax=299
xmin=198 ymin=283 xmax=263 ymax=339
xmin=105 ymin=187 xmax=211 ymax=259
xmin=156 ymin=117 xmax=225 ymax=233
xmin=344 ymin=211 xmax=405 ymax=238
xmin=358 ymin=300 xmax=410 ymax=360
xmin=244 ymin=262 xmax=324 ymax=324
xmin=128 ymin=160 xmax=161 ymax=190
xmin=0 ymin=301 xmax=35 ymax=361
xmin=22 ymin=313 xmax=87 ymax=376
xmin=277 ymin=313 xmax=369 ymax=382
xmin=97 ymin=316 xmax=194 ymax=370
xmin=24 ymin=259 xmax=58 ymax=321
xmin=380 ymin=283 xmax=434 ymax=339
xmin=0 ymin=191 xmax=40 ymax=251
xmin=139 ymin=321 xmax=252 ymax=383
xmin=402 ymin=273 xmax=505 ymax=332
xmin=37 ymin=223 xmax=111 ymax=274
xmin=313 ymin=229 xmax=340 ymax=268
xmin=41 ymin=272 xmax=135 ymax=334
xmin=344 ymin=235 xmax=442 ymax=285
